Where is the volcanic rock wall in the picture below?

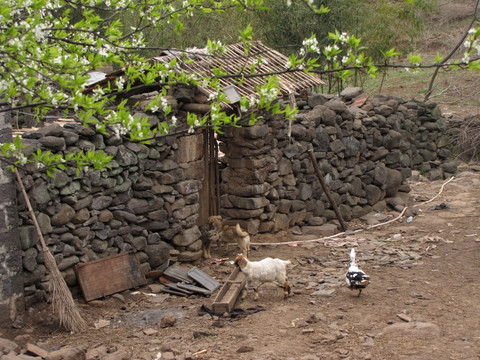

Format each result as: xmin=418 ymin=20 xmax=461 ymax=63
xmin=0 ymin=111 xmax=23 ymax=325
xmin=218 ymin=90 xmax=460 ymax=235
xmin=17 ymin=120 xmax=206 ymax=305
xmin=14 ymin=89 xmax=460 ymax=305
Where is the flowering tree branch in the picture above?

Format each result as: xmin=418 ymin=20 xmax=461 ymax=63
xmin=0 ymin=0 xmax=479 ymax=175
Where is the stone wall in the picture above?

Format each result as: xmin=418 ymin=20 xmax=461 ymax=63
xmin=217 ymin=89 xmax=460 ymax=235
xmin=14 ymin=88 xmax=461 ymax=306
xmin=17 ymin=120 xmax=206 ymax=305
xmin=0 ymin=110 xmax=23 ymax=326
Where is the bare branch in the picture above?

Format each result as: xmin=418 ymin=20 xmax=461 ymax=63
xmin=424 ymin=0 xmax=480 ymax=101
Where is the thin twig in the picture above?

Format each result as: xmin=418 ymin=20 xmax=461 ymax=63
xmin=424 ymin=0 xmax=480 ymax=101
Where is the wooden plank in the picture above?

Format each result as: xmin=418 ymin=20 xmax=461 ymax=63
xmin=160 ymin=287 xmax=189 ymax=297
xmin=145 ymin=270 xmax=164 ymax=279
xmin=75 ymin=252 xmax=146 ymax=302
xmin=163 ymin=265 xmax=193 ymax=284
xmin=160 ymin=282 xmax=193 ymax=295
xmin=188 ymin=267 xmax=220 ymax=292
xmin=211 ymin=267 xmax=246 ymax=315
xmin=177 ymin=283 xmax=213 ymax=296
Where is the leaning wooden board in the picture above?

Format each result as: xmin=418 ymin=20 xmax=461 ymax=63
xmin=211 ymin=267 xmax=246 ymax=315
xmin=75 ymin=252 xmax=146 ymax=301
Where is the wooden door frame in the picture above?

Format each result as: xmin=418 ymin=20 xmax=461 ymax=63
xmin=197 ymin=127 xmax=219 ymax=226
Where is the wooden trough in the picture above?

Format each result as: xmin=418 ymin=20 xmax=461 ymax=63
xmin=211 ymin=266 xmax=246 ymax=315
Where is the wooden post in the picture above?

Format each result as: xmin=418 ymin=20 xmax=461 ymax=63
xmin=288 ymin=92 xmax=296 ymax=144
xmin=307 ymin=145 xmax=348 ymax=232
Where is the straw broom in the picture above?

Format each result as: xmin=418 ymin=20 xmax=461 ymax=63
xmin=15 ymin=169 xmax=87 ymax=333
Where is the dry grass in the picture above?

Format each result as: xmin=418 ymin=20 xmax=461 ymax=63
xmin=453 ymin=114 xmax=480 ymax=162
xmin=362 ymin=0 xmax=479 ymax=118
xmin=362 ymin=65 xmax=480 ymax=118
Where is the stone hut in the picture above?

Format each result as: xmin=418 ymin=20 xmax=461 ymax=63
xmin=0 ymin=41 xmax=462 ymax=314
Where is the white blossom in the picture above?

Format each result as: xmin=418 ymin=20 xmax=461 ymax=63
xmin=0 ymin=80 xmax=8 ymax=92
xmin=115 ymin=77 xmax=125 ymax=90
xmin=302 ymin=36 xmax=320 ymax=54
xmin=33 ymin=25 xmax=45 ymax=41
xmin=474 ymin=42 xmax=480 ymax=54
xmin=17 ymin=154 xmax=27 ymax=165
xmin=160 ymin=96 xmax=168 ymax=111
xmin=93 ymin=87 xmax=104 ymax=100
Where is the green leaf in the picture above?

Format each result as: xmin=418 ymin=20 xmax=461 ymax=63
xmin=467 ymin=59 xmax=480 ymax=71
xmin=409 ymin=54 xmax=423 ymax=65
xmin=381 ymin=48 xmax=400 ymax=59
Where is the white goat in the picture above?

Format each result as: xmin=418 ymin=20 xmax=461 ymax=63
xmin=234 ymin=254 xmax=291 ymax=300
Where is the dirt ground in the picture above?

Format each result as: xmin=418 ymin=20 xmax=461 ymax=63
xmin=2 ymin=169 xmax=480 ymax=360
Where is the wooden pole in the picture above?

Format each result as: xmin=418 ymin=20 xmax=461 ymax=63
xmin=213 ymin=131 xmax=220 ymax=215
xmin=307 ymin=145 xmax=348 ymax=232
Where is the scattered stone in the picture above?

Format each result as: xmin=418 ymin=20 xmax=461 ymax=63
xmin=102 ymin=349 xmax=130 ymax=360
xmin=44 ymin=345 xmax=86 ymax=360
xmin=236 ymin=345 xmax=254 ymax=353
xmin=382 ymin=322 xmax=441 ymax=338
xmin=86 ymin=345 xmax=108 ymax=359
xmin=321 ymin=332 xmax=339 ymax=344
xmin=88 ymin=300 xmax=104 ymax=307
xmin=311 ymin=289 xmax=336 ymax=297
xmin=94 ymin=319 xmax=110 ymax=329
xmin=161 ymin=351 xmax=175 ymax=360
xmin=396 ymin=314 xmax=412 ymax=322
xmin=147 ymin=284 xmax=164 ymax=294
xmin=111 ymin=294 xmax=125 ymax=303
xmin=143 ymin=328 xmax=159 ymax=336
xmin=161 ymin=313 xmax=177 ymax=328
xmin=0 ymin=337 xmax=19 ymax=353
xmin=305 ymin=314 xmax=319 ymax=324
xmin=211 ymin=320 xmax=225 ymax=328
xmin=361 ymin=337 xmax=375 ymax=347
xmin=193 ymin=331 xmax=215 ymax=339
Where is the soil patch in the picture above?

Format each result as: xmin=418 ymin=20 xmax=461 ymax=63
xmin=2 ymin=171 xmax=480 ymax=360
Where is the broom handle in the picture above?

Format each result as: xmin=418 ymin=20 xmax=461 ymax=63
xmin=15 ymin=169 xmax=49 ymax=253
